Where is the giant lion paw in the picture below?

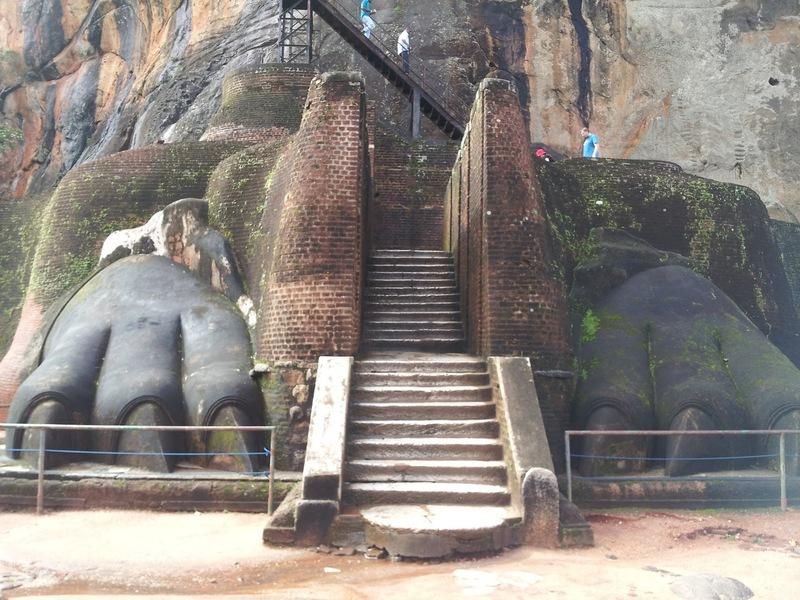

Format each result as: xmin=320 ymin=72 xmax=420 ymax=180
xmin=573 ymin=230 xmax=800 ymax=477
xmin=6 ymin=202 xmax=265 ymax=473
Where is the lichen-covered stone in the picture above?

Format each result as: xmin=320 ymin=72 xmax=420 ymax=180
xmin=538 ymin=158 xmax=800 ymax=364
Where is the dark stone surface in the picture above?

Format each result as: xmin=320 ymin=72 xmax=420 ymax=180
xmin=22 ymin=0 xmax=66 ymax=69
xmin=294 ymin=499 xmax=339 ymax=547
xmin=670 ymin=574 xmax=753 ymax=600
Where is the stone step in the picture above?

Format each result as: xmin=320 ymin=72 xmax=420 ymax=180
xmin=372 ymin=250 xmax=451 ymax=258
xmin=361 ymin=338 xmax=465 ymax=352
xmin=367 ymin=288 xmax=458 ymax=298
xmin=365 ymin=301 xmax=460 ymax=311
xmin=349 ymin=401 xmax=496 ymax=420
xmin=362 ymin=333 xmax=465 ymax=344
xmin=355 ymin=355 xmax=487 ymax=374
xmin=367 ymin=271 xmax=456 ymax=284
xmin=348 ymin=437 xmax=504 ymax=461
xmin=363 ymin=321 xmax=463 ymax=332
xmin=366 ymin=292 xmax=460 ymax=302
xmin=343 ymin=482 xmax=510 ymax=506
xmin=358 ymin=505 xmax=519 ymax=558
xmin=352 ymin=371 xmax=489 ymax=387
xmin=368 ymin=278 xmax=456 ymax=287
xmin=352 ymin=385 xmax=491 ymax=402
xmin=369 ymin=253 xmax=453 ymax=264
xmin=369 ymin=262 xmax=454 ymax=271
xmin=366 ymin=311 xmax=461 ymax=322
xmin=350 ymin=419 xmax=499 ymax=439
xmin=346 ymin=459 xmax=507 ymax=485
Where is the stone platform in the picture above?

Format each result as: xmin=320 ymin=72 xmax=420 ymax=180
xmin=0 ymin=448 xmax=297 ymax=512
xmin=565 ymin=470 xmax=800 ymax=509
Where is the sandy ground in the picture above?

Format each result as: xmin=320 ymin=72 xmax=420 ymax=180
xmin=1 ymin=508 xmax=799 ymax=599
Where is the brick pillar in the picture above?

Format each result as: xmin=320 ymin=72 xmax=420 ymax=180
xmin=444 ymin=77 xmax=572 ymax=467
xmin=260 ymin=72 xmax=367 ymax=362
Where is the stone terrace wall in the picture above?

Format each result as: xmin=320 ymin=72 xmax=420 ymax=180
xmin=207 ymin=141 xmax=287 ymax=300
xmin=0 ymin=194 xmax=47 ymax=357
xmin=771 ymin=220 xmax=800 ymax=328
xmin=202 ymin=64 xmax=317 ymax=143
xmin=444 ymin=77 xmax=572 ymax=465
xmin=371 ymin=127 xmax=458 ymax=250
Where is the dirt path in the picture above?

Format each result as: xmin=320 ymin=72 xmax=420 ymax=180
xmin=1 ymin=508 xmax=798 ymax=598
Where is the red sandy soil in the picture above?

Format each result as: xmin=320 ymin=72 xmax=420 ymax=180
xmin=1 ymin=508 xmax=798 ymax=598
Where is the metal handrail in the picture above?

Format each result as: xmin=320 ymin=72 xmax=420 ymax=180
xmin=323 ymin=0 xmax=470 ymax=120
xmin=2 ymin=422 xmax=278 ymax=515
xmin=565 ymin=429 xmax=800 ymax=510
xmin=338 ymin=0 xmax=472 ymax=118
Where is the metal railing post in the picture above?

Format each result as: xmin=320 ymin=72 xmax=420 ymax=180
xmin=268 ymin=428 xmax=277 ymax=516
xmin=36 ymin=430 xmax=46 ymax=515
xmin=565 ymin=431 xmax=573 ymax=503
xmin=779 ymin=432 xmax=787 ymax=511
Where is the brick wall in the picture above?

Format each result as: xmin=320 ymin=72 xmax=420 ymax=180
xmin=202 ymin=64 xmax=317 ymax=143
xmin=444 ymin=77 xmax=572 ymax=467
xmin=370 ymin=127 xmax=458 ymax=250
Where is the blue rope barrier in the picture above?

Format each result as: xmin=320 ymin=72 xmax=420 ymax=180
xmin=6 ymin=447 xmax=271 ymax=458
xmin=571 ymin=453 xmax=780 ymax=462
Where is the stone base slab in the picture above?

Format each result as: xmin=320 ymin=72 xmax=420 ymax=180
xmin=564 ymin=472 xmax=800 ymax=509
xmin=0 ymin=464 xmax=298 ymax=513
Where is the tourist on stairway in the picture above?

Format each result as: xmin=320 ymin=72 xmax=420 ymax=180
xmin=360 ymin=0 xmax=377 ymax=39
xmin=398 ymin=28 xmax=410 ymax=73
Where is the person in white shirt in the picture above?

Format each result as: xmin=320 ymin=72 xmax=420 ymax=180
xmin=397 ymin=29 xmax=410 ymax=74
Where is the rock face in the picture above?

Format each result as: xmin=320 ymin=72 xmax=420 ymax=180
xmin=0 ymin=0 xmax=281 ymax=198
xmin=520 ymin=0 xmax=800 ymax=220
xmin=3 ymin=1 xmax=799 ymax=221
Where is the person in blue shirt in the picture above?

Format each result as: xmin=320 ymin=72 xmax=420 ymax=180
xmin=581 ymin=127 xmax=600 ymax=158
xmin=360 ymin=0 xmax=377 ymax=39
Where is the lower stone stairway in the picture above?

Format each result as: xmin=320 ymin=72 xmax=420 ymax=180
xmin=335 ymin=249 xmax=519 ymax=556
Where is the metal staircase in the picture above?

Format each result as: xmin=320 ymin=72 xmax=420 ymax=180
xmin=278 ymin=0 xmax=466 ymax=139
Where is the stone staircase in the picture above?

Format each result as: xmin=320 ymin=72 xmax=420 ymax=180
xmin=363 ymin=250 xmax=464 ymax=352
xmin=266 ymin=249 xmax=593 ymax=556
xmin=335 ymin=249 xmax=518 ymax=556
xmin=345 ymin=354 xmax=510 ymax=503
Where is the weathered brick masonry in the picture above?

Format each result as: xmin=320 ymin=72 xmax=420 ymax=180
xmin=260 ymin=72 xmax=367 ymax=362
xmin=444 ymin=77 xmax=572 ymax=466
xmin=203 ymin=64 xmax=316 ymax=143
xmin=371 ymin=127 xmax=458 ymax=250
